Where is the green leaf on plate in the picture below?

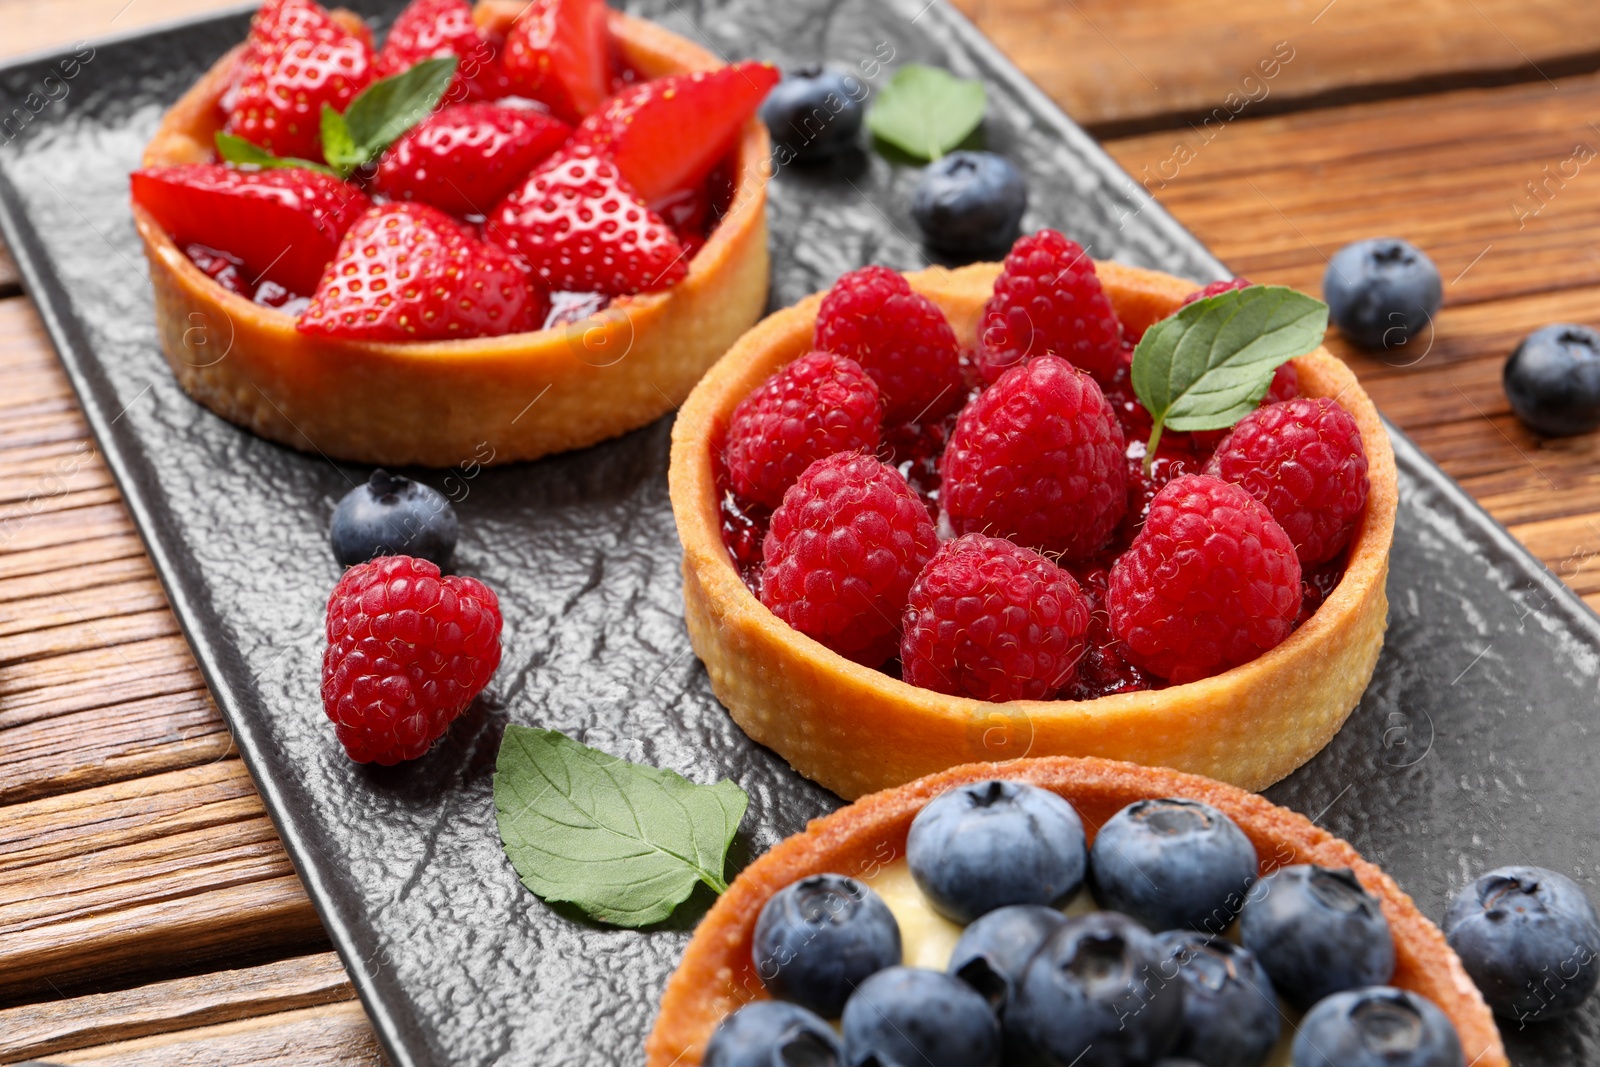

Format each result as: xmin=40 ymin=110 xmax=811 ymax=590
xmin=213 ymin=132 xmax=337 ymax=177
xmin=1131 ymin=284 xmax=1329 ymax=467
xmin=494 ymin=725 xmax=749 ymax=928
xmin=866 ymin=63 xmax=986 ymax=161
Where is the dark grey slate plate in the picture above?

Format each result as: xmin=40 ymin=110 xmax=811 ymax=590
xmin=2 ymin=2 xmax=1598 ymax=1064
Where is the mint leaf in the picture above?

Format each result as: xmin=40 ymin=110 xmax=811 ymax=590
xmin=866 ymin=64 xmax=985 ymax=160
xmin=494 ymin=725 xmax=748 ymax=928
xmin=213 ymin=132 xmax=336 ymax=177
xmin=320 ymin=105 xmax=362 ymax=176
xmin=340 ymin=55 xmax=456 ymax=161
xmin=1132 ymin=285 xmax=1329 ymax=466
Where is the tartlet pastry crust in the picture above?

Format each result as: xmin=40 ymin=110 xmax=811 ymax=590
xmin=645 ymin=757 xmax=1506 ymax=1067
xmin=669 ymin=261 xmax=1398 ymax=799
xmin=135 ymin=4 xmax=771 ymax=468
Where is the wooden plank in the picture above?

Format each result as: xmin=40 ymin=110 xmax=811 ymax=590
xmin=0 ymin=952 xmax=354 ymax=1062
xmin=45 ymin=1002 xmax=385 ymax=1067
xmin=0 ymin=762 xmax=324 ymax=998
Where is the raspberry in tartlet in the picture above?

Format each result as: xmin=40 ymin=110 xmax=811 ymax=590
xmin=1207 ymin=397 xmax=1371 ymax=565
xmin=760 ymin=452 xmax=938 ymax=668
xmin=901 ymin=533 xmax=1091 ymax=702
xmin=724 ymin=351 xmax=883 ymax=508
xmin=939 ymin=355 xmax=1127 ymax=560
xmin=814 ymin=265 xmax=965 ymax=425
xmin=1108 ymin=474 xmax=1302 ymax=683
xmin=973 ymin=229 xmax=1123 ymax=385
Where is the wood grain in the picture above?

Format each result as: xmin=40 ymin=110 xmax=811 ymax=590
xmin=47 ymin=1002 xmax=387 ymax=1066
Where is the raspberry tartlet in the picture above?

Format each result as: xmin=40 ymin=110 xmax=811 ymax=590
xmin=133 ymin=0 xmax=771 ymax=466
xmin=646 ymin=758 xmax=1505 ymax=1067
xmin=668 ymin=247 xmax=1398 ymax=798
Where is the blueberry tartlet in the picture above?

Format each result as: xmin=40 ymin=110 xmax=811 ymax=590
xmin=645 ymin=758 xmax=1504 ymax=1067
xmin=668 ymin=241 xmax=1397 ymax=797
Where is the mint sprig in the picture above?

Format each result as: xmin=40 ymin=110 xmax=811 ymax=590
xmin=214 ymin=56 xmax=456 ymax=179
xmin=867 ymin=63 xmax=986 ymax=160
xmin=1131 ymin=285 xmax=1329 ymax=470
xmin=494 ymin=726 xmax=748 ymax=928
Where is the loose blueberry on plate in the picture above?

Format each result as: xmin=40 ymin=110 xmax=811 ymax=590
xmin=703 ymin=1000 xmax=843 ymax=1067
xmin=910 ymin=150 xmax=1028 ymax=258
xmin=1008 ymin=911 xmax=1185 ymax=1067
xmin=949 ymin=904 xmax=1068 ymax=1011
xmin=760 ymin=64 xmax=865 ymax=162
xmin=1502 ymin=324 xmax=1600 ymax=436
xmin=1292 ymin=987 xmax=1464 ymax=1067
xmin=1156 ymin=930 xmax=1280 ymax=1067
xmin=1442 ymin=865 xmax=1600 ymax=1021
xmin=752 ymin=873 xmax=902 ymax=1017
xmin=907 ymin=779 xmax=1087 ymax=924
xmin=1322 ymin=237 xmax=1441 ymax=350
xmin=329 ymin=469 xmax=458 ymax=569
xmin=841 ymin=966 xmax=1001 ymax=1067
xmin=1240 ymin=864 xmax=1395 ymax=1008
xmin=1088 ymin=798 xmax=1258 ymax=932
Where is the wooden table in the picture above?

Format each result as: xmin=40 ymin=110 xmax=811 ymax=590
xmin=3 ymin=0 xmax=1599 ymax=1060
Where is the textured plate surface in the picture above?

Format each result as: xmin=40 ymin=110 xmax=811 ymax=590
xmin=2 ymin=2 xmax=1599 ymax=1065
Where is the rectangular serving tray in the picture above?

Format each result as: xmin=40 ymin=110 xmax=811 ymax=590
xmin=3 ymin=2 xmax=1598 ymax=1064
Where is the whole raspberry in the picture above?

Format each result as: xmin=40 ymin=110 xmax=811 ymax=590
xmin=974 ymin=230 xmax=1123 ymax=385
xmin=940 ymin=355 xmax=1127 ymax=560
xmin=814 ymin=265 xmax=964 ymax=425
xmin=1179 ymin=277 xmax=1253 ymax=306
xmin=724 ymin=351 xmax=883 ymax=507
xmin=321 ymin=555 xmax=503 ymax=764
xmin=760 ymin=452 xmax=938 ymax=667
xmin=1108 ymin=475 xmax=1301 ymax=683
xmin=1207 ymin=397 xmax=1370 ymax=564
xmin=901 ymin=533 xmax=1091 ymax=702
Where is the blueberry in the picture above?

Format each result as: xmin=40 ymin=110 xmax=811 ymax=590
xmin=752 ymin=873 xmax=901 ymax=1018
xmin=1239 ymin=864 xmax=1394 ymax=1008
xmin=703 ymin=1000 xmax=843 ymax=1067
xmin=1007 ymin=911 xmax=1185 ymax=1067
xmin=1322 ymin=237 xmax=1442 ymax=350
xmin=1292 ymin=987 xmax=1463 ymax=1067
xmin=1156 ymin=931 xmax=1280 ymax=1067
xmin=948 ymin=904 xmax=1068 ymax=1012
xmin=1443 ymin=865 xmax=1600 ymax=1021
xmin=760 ymin=65 xmax=865 ymax=163
xmin=841 ymin=966 xmax=1001 ymax=1067
xmin=910 ymin=151 xmax=1028 ymax=259
xmin=1088 ymin=798 xmax=1258 ymax=933
xmin=1502 ymin=324 xmax=1600 ymax=436
xmin=329 ymin=469 xmax=457 ymax=568
xmin=907 ymin=780 xmax=1087 ymax=924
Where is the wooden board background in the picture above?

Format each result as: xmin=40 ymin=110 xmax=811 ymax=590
xmin=3 ymin=0 xmax=1599 ymax=1060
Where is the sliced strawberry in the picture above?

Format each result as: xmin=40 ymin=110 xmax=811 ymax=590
xmin=131 ymin=164 xmax=371 ymax=295
xmin=501 ymin=0 xmax=611 ymax=123
xmin=375 ymin=0 xmax=507 ymax=103
xmin=298 ymin=202 xmax=544 ymax=341
xmin=373 ymin=103 xmax=571 ymax=217
xmin=224 ymin=0 xmax=375 ymax=162
xmin=486 ymin=148 xmax=688 ymax=296
xmin=571 ymin=61 xmax=777 ymax=205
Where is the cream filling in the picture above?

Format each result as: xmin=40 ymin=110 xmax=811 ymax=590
xmin=863 ymin=859 xmax=1299 ymax=1067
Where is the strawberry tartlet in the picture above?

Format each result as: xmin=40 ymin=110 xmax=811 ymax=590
xmin=669 ymin=234 xmax=1398 ymax=799
xmin=132 ymin=0 xmax=773 ymax=466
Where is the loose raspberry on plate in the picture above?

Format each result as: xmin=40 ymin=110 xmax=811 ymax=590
xmin=814 ymin=266 xmax=965 ymax=426
xmin=760 ymin=452 xmax=938 ymax=668
xmin=299 ymin=202 xmax=542 ymax=341
xmin=321 ymin=555 xmax=503 ymax=764
xmin=1207 ymin=397 xmax=1370 ymax=565
xmin=486 ymin=148 xmax=689 ymax=296
xmin=940 ymin=355 xmax=1127 ymax=560
xmin=724 ymin=351 xmax=883 ymax=508
xmin=1179 ymin=276 xmax=1253 ymax=306
xmin=901 ymin=533 xmax=1091 ymax=702
xmin=373 ymin=103 xmax=572 ymax=217
xmin=1108 ymin=474 xmax=1302 ymax=683
xmin=973 ymin=229 xmax=1123 ymax=386
xmin=501 ymin=0 xmax=612 ymax=122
